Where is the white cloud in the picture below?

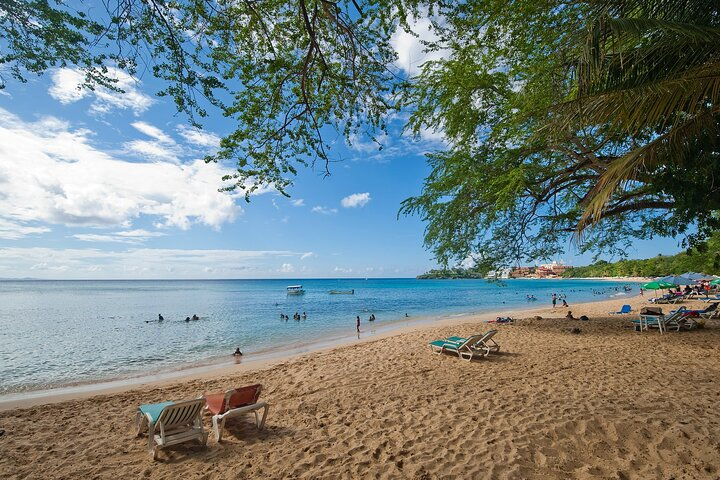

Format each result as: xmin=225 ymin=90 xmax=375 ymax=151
xmin=279 ymin=263 xmax=294 ymax=273
xmin=341 ymin=192 xmax=371 ymax=208
xmin=0 ymin=108 xmax=243 ymax=236
xmin=116 ymin=229 xmax=166 ymax=238
xmin=0 ymin=247 xmax=310 ymax=279
xmin=290 ymin=199 xmax=305 ymax=207
xmin=334 ymin=266 xmax=353 ymax=274
xmin=312 ymin=206 xmax=338 ymax=215
xmin=72 ymin=229 xmax=166 ymax=244
xmin=300 ymin=252 xmax=314 ymax=260
xmin=390 ymin=16 xmax=449 ymax=77
xmin=48 ymin=68 xmax=154 ymax=115
xmin=125 ymin=122 xmax=180 ymax=161
xmin=123 ymin=139 xmax=180 ymax=162
xmin=176 ymin=125 xmax=221 ymax=149
xmin=348 ymin=132 xmax=388 ymax=153
xmin=131 ymin=121 xmax=174 ymax=144
xmin=0 ymin=219 xmax=51 ymax=240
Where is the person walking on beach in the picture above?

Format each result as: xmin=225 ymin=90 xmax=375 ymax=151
xmin=356 ymin=315 xmax=361 ymax=332
xmin=640 ymin=287 xmax=644 ymax=297
xmin=552 ymin=293 xmax=557 ymax=308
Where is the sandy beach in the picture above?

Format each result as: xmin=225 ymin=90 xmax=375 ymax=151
xmin=2 ymin=293 xmax=720 ymax=479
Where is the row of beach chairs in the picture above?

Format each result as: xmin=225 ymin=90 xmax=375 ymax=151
xmin=135 ymin=384 xmax=268 ymax=460
xmin=632 ymin=304 xmax=720 ymax=334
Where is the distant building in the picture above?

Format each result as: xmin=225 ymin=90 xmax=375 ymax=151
xmin=510 ymin=266 xmax=533 ymax=278
xmin=486 ymin=268 xmax=511 ymax=279
xmin=510 ymin=262 xmax=572 ymax=278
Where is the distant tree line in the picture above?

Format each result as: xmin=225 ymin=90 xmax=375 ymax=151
xmin=417 ymin=268 xmax=487 ymax=279
xmin=563 ymin=235 xmax=720 ymax=278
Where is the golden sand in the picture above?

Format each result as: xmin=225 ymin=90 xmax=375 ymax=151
xmin=1 ymin=294 xmax=719 ymax=479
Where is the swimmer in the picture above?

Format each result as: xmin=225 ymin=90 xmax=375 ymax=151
xmin=158 ymin=314 xmax=164 ymax=321
xmin=191 ymin=314 xmax=199 ymax=320
xmin=185 ymin=316 xmax=190 ymax=322
xmin=233 ymin=347 xmax=243 ymax=356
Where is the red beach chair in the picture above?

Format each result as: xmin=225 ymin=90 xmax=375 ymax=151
xmin=204 ymin=384 xmax=269 ymax=442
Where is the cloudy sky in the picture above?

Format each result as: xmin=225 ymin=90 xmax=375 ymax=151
xmin=0 ymin=17 xmax=683 ymax=280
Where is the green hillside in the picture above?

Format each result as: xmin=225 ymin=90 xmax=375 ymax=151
xmin=563 ymin=236 xmax=720 ymax=278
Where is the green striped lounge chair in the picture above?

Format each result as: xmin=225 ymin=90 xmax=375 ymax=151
xmin=445 ymin=329 xmax=500 ymax=357
xmin=429 ymin=330 xmax=499 ymax=361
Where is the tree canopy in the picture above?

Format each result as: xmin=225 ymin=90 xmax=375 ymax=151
xmin=2 ymin=0 xmax=719 ymax=268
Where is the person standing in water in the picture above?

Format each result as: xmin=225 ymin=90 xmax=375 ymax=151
xmin=158 ymin=314 xmax=164 ymax=321
xmin=552 ymin=293 xmax=557 ymax=308
xmin=356 ymin=315 xmax=360 ymax=332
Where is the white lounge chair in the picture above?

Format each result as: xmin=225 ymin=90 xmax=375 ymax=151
xmin=135 ymin=398 xmax=207 ymax=459
xmin=204 ymin=384 xmax=269 ymax=442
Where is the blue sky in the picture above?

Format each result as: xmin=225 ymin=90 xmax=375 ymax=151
xmin=0 ymin=21 xmax=685 ymax=280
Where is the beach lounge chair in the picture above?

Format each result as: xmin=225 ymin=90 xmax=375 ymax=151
xmin=635 ymin=307 xmax=687 ymax=334
xmin=609 ymin=304 xmax=632 ymax=315
xmin=430 ymin=334 xmax=484 ymax=361
xmin=135 ymin=398 xmax=207 ymax=459
xmin=204 ymin=384 xmax=269 ymax=442
xmin=698 ymin=302 xmax=718 ymax=318
xmin=673 ymin=303 xmax=718 ymax=321
xmin=431 ymin=330 xmax=500 ymax=360
xmin=445 ymin=330 xmax=501 ymax=356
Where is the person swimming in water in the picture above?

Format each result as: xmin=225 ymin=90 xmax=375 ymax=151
xmin=233 ymin=347 xmax=243 ymax=356
xmin=158 ymin=314 xmax=164 ymax=321
xmin=185 ymin=316 xmax=190 ymax=322
xmin=191 ymin=314 xmax=199 ymax=320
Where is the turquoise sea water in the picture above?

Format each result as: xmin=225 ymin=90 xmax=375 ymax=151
xmin=0 ymin=278 xmax=636 ymax=394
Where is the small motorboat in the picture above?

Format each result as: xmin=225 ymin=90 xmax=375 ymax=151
xmin=287 ymin=285 xmax=305 ymax=295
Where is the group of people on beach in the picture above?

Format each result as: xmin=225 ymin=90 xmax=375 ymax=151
xmin=281 ymin=312 xmax=307 ymax=321
xmin=551 ymin=293 xmax=569 ymax=308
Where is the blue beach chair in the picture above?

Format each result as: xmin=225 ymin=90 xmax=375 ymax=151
xmin=609 ymin=304 xmax=632 ymax=315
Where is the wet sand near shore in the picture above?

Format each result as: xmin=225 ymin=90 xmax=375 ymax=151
xmin=1 ymin=293 xmax=719 ymax=479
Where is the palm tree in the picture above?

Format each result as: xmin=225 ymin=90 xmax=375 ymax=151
xmin=554 ymin=0 xmax=720 ymax=236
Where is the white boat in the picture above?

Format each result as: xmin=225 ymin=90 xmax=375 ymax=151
xmin=286 ymin=285 xmax=305 ymax=295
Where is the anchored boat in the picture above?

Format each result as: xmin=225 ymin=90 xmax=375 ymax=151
xmin=286 ymin=285 xmax=305 ymax=295
xmin=328 ymin=289 xmax=354 ymax=295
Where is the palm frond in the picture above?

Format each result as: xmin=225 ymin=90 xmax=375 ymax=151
xmin=576 ymin=106 xmax=720 ymax=236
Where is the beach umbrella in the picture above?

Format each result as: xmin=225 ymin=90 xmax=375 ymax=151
xmin=656 ymin=275 xmax=695 ymax=285
xmin=642 ymin=281 xmax=677 ymax=290
xmin=710 ymin=278 xmax=720 ymax=286
xmin=682 ymin=272 xmax=718 ymax=281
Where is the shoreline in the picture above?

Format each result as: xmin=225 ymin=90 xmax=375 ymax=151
xmin=2 ymin=291 xmax=719 ymax=478
xmin=0 ymin=289 xmax=637 ymax=411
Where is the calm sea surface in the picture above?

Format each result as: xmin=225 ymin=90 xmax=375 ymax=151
xmin=0 ymin=278 xmax=636 ymax=394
